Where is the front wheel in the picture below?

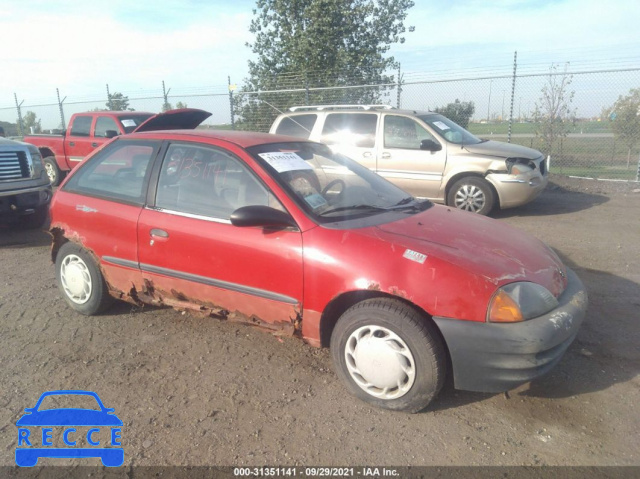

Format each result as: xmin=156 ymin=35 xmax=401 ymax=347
xmin=55 ymin=242 xmax=114 ymax=315
xmin=447 ymin=177 xmax=495 ymax=215
xmin=43 ymin=156 xmax=62 ymax=186
xmin=330 ymin=298 xmax=446 ymax=413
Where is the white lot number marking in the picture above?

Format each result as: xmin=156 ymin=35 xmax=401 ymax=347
xmin=259 ymin=152 xmax=313 ymax=173
xmin=403 ymin=249 xmax=427 ymax=264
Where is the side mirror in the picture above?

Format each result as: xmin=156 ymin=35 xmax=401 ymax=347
xmin=105 ymin=130 xmax=119 ymax=139
xmin=420 ymin=139 xmax=442 ymax=151
xmin=230 ymin=205 xmax=297 ymax=229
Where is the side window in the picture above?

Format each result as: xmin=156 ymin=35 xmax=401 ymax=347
xmin=156 ymin=144 xmax=284 ymax=220
xmin=275 ymin=114 xmax=317 ymax=139
xmin=69 ymin=116 xmax=92 ymax=137
xmin=384 ymin=115 xmax=437 ymax=150
xmin=94 ymin=117 xmax=120 ymax=138
xmin=320 ymin=113 xmax=377 ymax=148
xmin=63 ymin=140 xmax=159 ymax=204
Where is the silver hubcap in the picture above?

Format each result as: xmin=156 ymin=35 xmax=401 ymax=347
xmin=45 ymin=162 xmax=56 ymax=184
xmin=60 ymin=254 xmax=92 ymax=304
xmin=454 ymin=184 xmax=486 ymax=212
xmin=345 ymin=325 xmax=416 ymax=400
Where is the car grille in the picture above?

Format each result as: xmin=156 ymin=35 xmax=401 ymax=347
xmin=0 ymin=151 xmax=29 ymax=180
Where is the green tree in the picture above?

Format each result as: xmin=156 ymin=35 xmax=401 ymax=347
xmin=107 ymin=92 xmax=133 ymax=111
xmin=609 ymin=88 xmax=640 ymax=169
xmin=236 ymin=0 xmax=415 ymax=131
xmin=21 ymin=111 xmax=42 ymax=135
xmin=434 ymin=99 xmax=475 ymax=128
xmin=161 ymin=101 xmax=173 ymax=112
xmin=533 ymin=63 xmax=576 ymax=157
xmin=175 ymin=101 xmax=188 ymax=109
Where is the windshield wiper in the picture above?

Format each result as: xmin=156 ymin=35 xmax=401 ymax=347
xmin=389 ymin=197 xmax=432 ymax=212
xmin=321 ymin=204 xmax=390 ymax=216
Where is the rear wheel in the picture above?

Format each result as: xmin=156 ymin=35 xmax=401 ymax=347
xmin=43 ymin=156 xmax=62 ymax=186
xmin=56 ymin=242 xmax=114 ymax=315
xmin=447 ymin=177 xmax=495 ymax=215
xmin=330 ymin=298 xmax=446 ymax=413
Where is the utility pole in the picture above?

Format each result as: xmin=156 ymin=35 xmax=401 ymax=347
xmin=106 ymin=84 xmax=112 ymax=110
xmin=487 ymin=80 xmax=492 ymax=123
xmin=56 ymin=88 xmax=66 ymax=130
xmin=14 ymin=93 xmax=24 ymax=136
xmin=507 ymin=51 xmax=518 ymax=143
xmin=162 ymin=81 xmax=171 ymax=111
xmin=228 ymin=76 xmax=236 ymax=130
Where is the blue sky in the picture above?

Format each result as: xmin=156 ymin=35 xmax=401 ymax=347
xmin=1 ymin=0 xmax=639 ymax=123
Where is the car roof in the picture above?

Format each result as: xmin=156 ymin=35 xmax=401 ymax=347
xmin=129 ymin=129 xmax=314 ymax=148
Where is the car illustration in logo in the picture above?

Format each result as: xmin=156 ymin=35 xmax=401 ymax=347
xmin=16 ymin=390 xmax=123 ymax=467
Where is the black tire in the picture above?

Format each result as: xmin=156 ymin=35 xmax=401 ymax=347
xmin=330 ymin=298 xmax=446 ymax=413
xmin=55 ymin=242 xmax=114 ymax=315
xmin=43 ymin=156 xmax=62 ymax=186
xmin=21 ymin=204 xmax=48 ymax=229
xmin=446 ymin=177 xmax=495 ymax=215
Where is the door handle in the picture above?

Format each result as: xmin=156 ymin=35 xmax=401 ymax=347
xmin=150 ymin=228 xmax=169 ymax=238
xmin=363 ymin=151 xmax=372 ymax=158
xmin=381 ymin=152 xmax=391 ymax=159
xmin=91 ymin=142 xmax=98 ymax=147
xmin=69 ymin=142 xmax=75 ymax=147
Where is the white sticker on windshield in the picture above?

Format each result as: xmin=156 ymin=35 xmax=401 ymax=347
xmin=433 ymin=121 xmax=450 ymax=131
xmin=304 ymin=193 xmax=328 ymax=210
xmin=259 ymin=152 xmax=313 ymax=173
xmin=121 ymin=119 xmax=136 ymax=127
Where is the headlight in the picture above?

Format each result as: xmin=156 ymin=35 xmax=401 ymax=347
xmin=30 ymin=151 xmax=45 ymax=175
xmin=488 ymin=282 xmax=559 ymax=323
xmin=506 ymin=158 xmax=534 ymax=175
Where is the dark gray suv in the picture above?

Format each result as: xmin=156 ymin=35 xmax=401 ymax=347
xmin=0 ymin=138 xmax=52 ymax=228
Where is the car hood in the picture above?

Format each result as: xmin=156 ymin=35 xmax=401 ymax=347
xmin=374 ymin=205 xmax=567 ymax=296
xmin=463 ymin=140 xmax=542 ymax=160
xmin=16 ymin=409 xmax=123 ymax=426
xmin=133 ymin=108 xmax=211 ymax=133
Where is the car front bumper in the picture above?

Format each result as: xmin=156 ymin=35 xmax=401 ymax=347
xmin=487 ymin=171 xmax=548 ymax=209
xmin=433 ymin=268 xmax=588 ymax=393
xmin=0 ymin=183 xmax=52 ymax=219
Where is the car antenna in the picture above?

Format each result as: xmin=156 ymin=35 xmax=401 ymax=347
xmin=260 ymin=99 xmax=312 ymax=135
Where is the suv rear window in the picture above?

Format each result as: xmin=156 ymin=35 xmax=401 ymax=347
xmin=321 ymin=113 xmax=377 ymax=148
xmin=275 ymin=114 xmax=317 ymax=139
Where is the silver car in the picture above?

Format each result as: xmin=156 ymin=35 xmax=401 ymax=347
xmin=270 ymin=105 xmax=548 ymax=215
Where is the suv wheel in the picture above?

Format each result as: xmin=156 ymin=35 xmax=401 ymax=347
xmin=43 ymin=157 xmax=62 ymax=186
xmin=447 ymin=177 xmax=495 ymax=215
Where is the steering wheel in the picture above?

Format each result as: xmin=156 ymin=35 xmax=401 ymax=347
xmin=321 ymin=179 xmax=347 ymax=200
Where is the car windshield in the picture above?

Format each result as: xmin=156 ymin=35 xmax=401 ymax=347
xmin=418 ymin=114 xmax=483 ymax=145
xmin=118 ymin=115 xmax=154 ymax=133
xmin=247 ymin=141 xmax=431 ymax=223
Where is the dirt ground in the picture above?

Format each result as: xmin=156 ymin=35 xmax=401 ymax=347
xmin=0 ymin=175 xmax=638 ymax=468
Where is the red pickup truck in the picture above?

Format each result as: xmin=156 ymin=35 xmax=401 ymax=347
xmin=23 ymin=111 xmax=154 ymax=185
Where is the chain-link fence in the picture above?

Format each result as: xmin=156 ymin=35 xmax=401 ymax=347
xmin=2 ymin=63 xmax=639 ymax=181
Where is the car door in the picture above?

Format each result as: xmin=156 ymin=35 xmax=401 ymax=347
xmin=55 ymin=138 xmax=161 ymax=293
xmin=376 ymin=114 xmax=448 ymax=199
xmin=65 ymin=115 xmax=97 ymax=167
xmin=319 ymin=113 xmax=379 ymax=171
xmin=137 ymin=142 xmax=304 ymax=330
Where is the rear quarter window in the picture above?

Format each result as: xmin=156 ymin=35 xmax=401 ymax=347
xmin=275 ymin=115 xmax=317 ymax=139
xmin=63 ymin=139 xmax=160 ymax=205
xmin=69 ymin=116 xmax=92 ymax=137
xmin=321 ymin=113 xmax=377 ymax=148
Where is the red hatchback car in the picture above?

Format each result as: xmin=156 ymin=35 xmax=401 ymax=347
xmin=49 ymin=110 xmax=588 ymax=412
